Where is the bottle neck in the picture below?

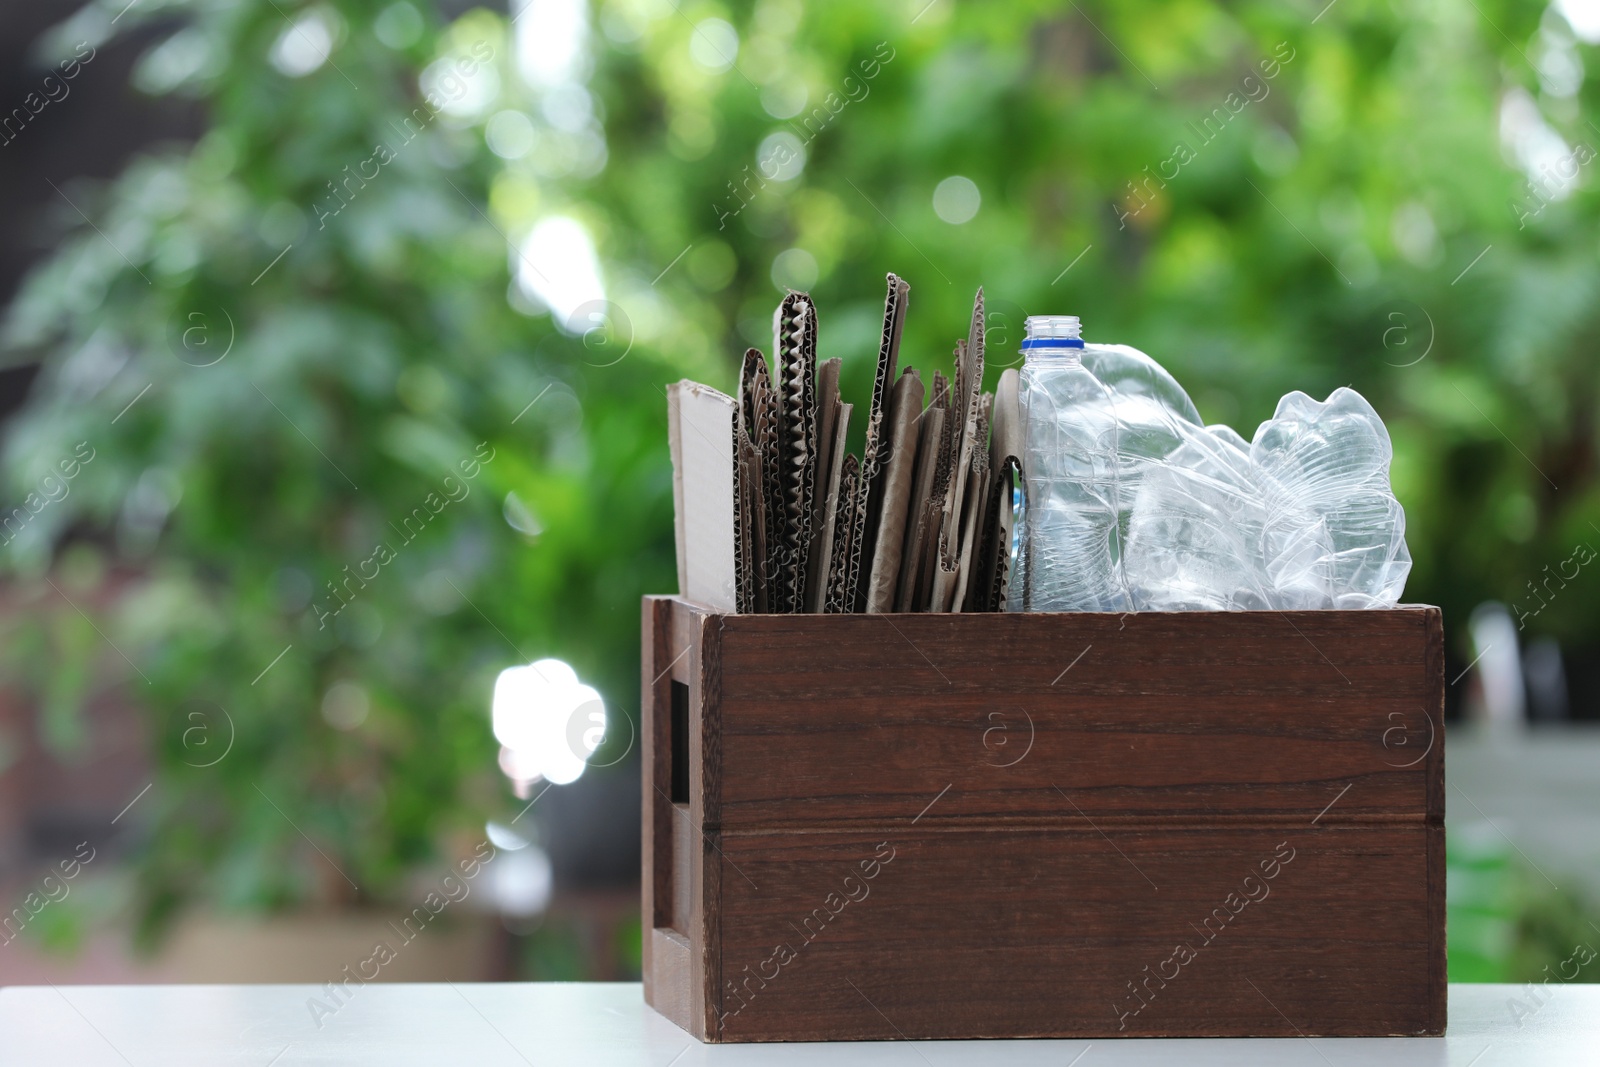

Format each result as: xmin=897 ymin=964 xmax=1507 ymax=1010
xmin=1022 ymin=315 xmax=1084 ymax=361
xmin=1021 ymin=338 xmax=1084 ymax=362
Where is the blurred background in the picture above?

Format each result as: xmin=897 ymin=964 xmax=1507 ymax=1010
xmin=0 ymin=0 xmax=1596 ymax=987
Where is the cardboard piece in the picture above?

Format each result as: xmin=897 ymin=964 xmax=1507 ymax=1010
xmin=941 ymin=293 xmax=986 ymax=567
xmin=825 ymin=455 xmax=861 ymax=613
xmin=952 ymin=403 xmax=991 ymax=612
xmin=804 ymin=359 xmax=844 ymax=612
xmin=849 ymin=273 xmax=909 ymax=611
xmin=667 ymin=380 xmax=739 ymax=613
xmin=773 ymin=294 xmax=818 ymax=613
xmin=989 ymin=367 xmax=1021 ymax=477
xmin=739 ymin=347 xmax=781 ymax=611
xmin=865 ymin=368 xmax=925 ymax=612
xmin=976 ymin=368 xmax=1022 ymax=612
xmin=736 ymin=434 xmax=762 ymax=613
xmin=951 ymin=464 xmax=987 ymax=612
xmin=669 ymin=281 xmax=1005 ymax=616
xmin=894 ymin=404 xmax=945 ymax=612
xmin=913 ymin=371 xmax=955 ymax=611
xmin=983 ymin=456 xmax=1021 ymax=611
xmin=809 ymin=396 xmax=852 ymax=614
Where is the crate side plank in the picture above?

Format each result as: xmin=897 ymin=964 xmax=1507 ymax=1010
xmin=719 ymin=609 xmax=1435 ymax=690
xmin=710 ymin=824 xmax=1442 ymax=1041
xmin=640 ymin=597 xmax=671 ymax=1007
xmin=711 ymin=607 xmax=1442 ymax=828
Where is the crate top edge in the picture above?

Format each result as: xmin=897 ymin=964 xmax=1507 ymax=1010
xmin=647 ymin=594 xmax=1441 ymax=624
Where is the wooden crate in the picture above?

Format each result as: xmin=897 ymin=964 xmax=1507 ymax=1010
xmin=640 ymin=595 xmax=1445 ymax=1042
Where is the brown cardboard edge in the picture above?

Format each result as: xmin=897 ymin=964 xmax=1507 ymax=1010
xmin=851 ymin=274 xmax=909 ymax=610
xmin=865 ymin=370 xmax=925 ymax=612
xmin=951 ymin=461 xmax=988 ymax=611
xmin=829 ymin=458 xmax=863 ymax=613
xmin=895 ymin=406 xmax=946 ymax=612
xmin=804 ymin=360 xmax=843 ymax=611
xmin=939 ymin=291 xmax=986 ymax=575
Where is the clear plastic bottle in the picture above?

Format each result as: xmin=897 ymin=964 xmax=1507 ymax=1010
xmin=1009 ymin=316 xmax=1201 ymax=612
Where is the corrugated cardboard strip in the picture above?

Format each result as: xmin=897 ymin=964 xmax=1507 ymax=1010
xmin=774 ymin=294 xmax=818 ymax=613
xmin=849 ymin=272 xmax=909 ymax=612
xmin=669 ymin=276 xmax=1021 ymax=613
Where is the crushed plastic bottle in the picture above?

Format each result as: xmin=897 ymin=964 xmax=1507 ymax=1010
xmin=1008 ymin=316 xmax=1201 ymax=611
xmin=1123 ymin=422 xmax=1280 ymax=611
xmin=1249 ymin=388 xmax=1412 ymax=609
xmin=1012 ymin=316 xmax=1410 ymax=612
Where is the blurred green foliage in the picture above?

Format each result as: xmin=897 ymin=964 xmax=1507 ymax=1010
xmin=1 ymin=0 xmax=1597 ymax=955
xmin=0 ymin=0 xmax=677 ymax=938
xmin=1448 ymin=828 xmax=1600 ymax=983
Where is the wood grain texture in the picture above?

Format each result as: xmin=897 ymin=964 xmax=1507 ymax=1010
xmin=641 ymin=596 xmax=1445 ymax=1042
xmin=714 ymin=826 xmax=1439 ymax=1041
xmin=640 ymin=597 xmax=670 ymax=1001
xmin=642 ymin=596 xmax=713 ymax=1034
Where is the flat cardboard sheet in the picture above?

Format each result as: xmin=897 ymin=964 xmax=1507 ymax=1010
xmin=895 ymin=404 xmax=945 ymax=611
xmin=668 ymin=380 xmax=739 ymax=613
xmin=805 ymin=359 xmax=844 ymax=612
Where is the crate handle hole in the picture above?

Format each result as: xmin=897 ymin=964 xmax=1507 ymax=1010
xmin=670 ymin=680 xmax=690 ymax=804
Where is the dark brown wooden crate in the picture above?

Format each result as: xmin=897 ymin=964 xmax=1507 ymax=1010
xmin=640 ymin=595 xmax=1445 ymax=1042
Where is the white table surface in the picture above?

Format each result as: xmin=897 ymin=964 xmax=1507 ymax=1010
xmin=0 ymin=982 xmax=1590 ymax=1066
